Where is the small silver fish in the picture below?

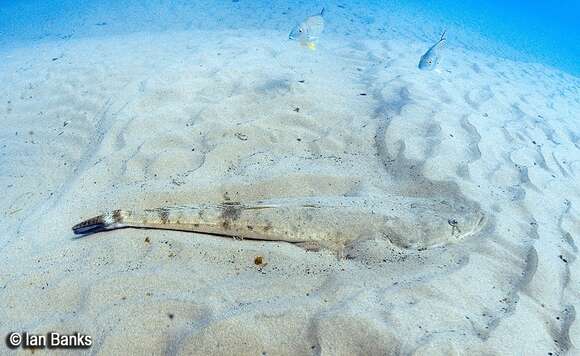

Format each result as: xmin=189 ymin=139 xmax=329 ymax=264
xmin=289 ymin=8 xmax=326 ymax=50
xmin=418 ymin=30 xmax=447 ymax=71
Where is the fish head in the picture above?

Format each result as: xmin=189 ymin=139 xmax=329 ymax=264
xmin=400 ymin=200 xmax=487 ymax=249
xmin=418 ymin=51 xmax=438 ymax=71
xmin=289 ymin=24 xmax=305 ymax=41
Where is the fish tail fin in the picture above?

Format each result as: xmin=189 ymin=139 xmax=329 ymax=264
xmin=72 ymin=209 xmax=127 ymax=235
xmin=440 ymin=29 xmax=447 ymax=42
xmin=320 ymin=7 xmax=325 ymax=16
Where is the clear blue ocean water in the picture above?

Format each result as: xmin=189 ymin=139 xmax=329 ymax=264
xmin=0 ymin=0 xmax=578 ymax=76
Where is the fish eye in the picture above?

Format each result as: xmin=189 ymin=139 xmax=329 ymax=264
xmin=299 ymin=28 xmax=303 ymax=32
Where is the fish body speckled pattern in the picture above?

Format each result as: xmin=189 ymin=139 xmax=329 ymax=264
xmin=73 ymin=197 xmax=486 ymax=255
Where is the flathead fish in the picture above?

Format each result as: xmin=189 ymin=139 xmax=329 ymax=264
xmin=72 ymin=196 xmax=486 ymax=256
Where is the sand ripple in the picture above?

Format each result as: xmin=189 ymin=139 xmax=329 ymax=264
xmin=0 ymin=31 xmax=579 ymax=354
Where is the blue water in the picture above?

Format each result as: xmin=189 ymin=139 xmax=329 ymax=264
xmin=0 ymin=0 xmax=578 ymax=76
xmin=405 ymin=0 xmax=580 ymax=76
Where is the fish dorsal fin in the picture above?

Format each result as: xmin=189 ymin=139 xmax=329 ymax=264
xmin=320 ymin=7 xmax=325 ymax=17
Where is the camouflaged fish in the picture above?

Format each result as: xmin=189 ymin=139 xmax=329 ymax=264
xmin=289 ymin=8 xmax=325 ymax=51
xmin=72 ymin=196 xmax=486 ymax=255
xmin=418 ymin=30 xmax=447 ymax=71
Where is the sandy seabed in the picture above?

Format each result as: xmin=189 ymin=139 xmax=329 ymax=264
xmin=0 ymin=30 xmax=579 ymax=355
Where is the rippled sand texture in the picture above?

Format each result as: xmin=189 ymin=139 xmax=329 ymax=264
xmin=1 ymin=31 xmax=579 ymax=355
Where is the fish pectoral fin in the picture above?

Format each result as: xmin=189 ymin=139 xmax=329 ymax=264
xmin=293 ymin=241 xmax=347 ymax=259
xmin=293 ymin=241 xmax=321 ymax=252
xmin=244 ymin=204 xmax=280 ymax=210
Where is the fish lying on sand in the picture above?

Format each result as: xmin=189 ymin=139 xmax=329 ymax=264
xmin=418 ymin=30 xmax=447 ymax=71
xmin=73 ymin=196 xmax=486 ymax=256
xmin=289 ymin=8 xmax=325 ymax=50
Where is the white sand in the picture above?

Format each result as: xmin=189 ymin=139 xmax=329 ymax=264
xmin=0 ymin=28 xmax=579 ymax=355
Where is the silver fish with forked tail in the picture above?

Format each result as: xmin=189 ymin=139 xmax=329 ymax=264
xmin=289 ymin=8 xmax=325 ymax=51
xmin=418 ymin=30 xmax=447 ymax=71
xmin=72 ymin=196 xmax=486 ymax=256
